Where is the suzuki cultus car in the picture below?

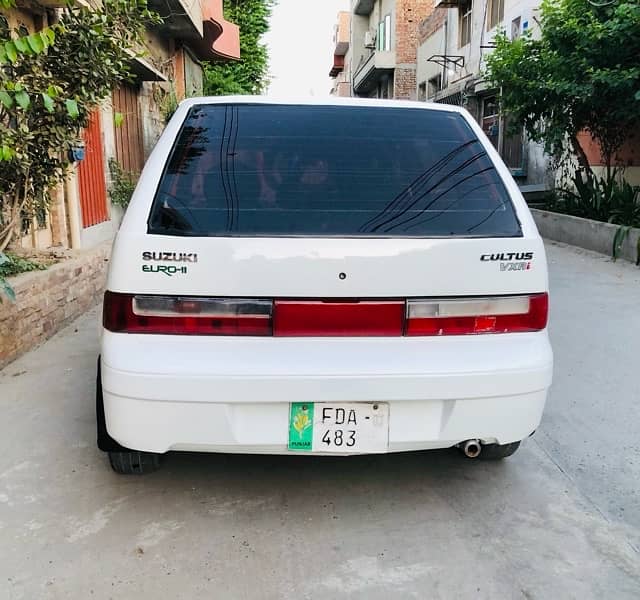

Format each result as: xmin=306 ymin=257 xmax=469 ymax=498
xmin=97 ymin=97 xmax=553 ymax=474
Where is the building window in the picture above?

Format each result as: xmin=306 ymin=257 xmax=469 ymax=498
xmin=418 ymin=82 xmax=427 ymax=102
xmin=511 ymin=16 xmax=521 ymax=40
xmin=502 ymin=122 xmax=525 ymax=174
xmin=377 ymin=14 xmax=391 ymax=51
xmin=481 ymin=95 xmax=526 ymax=174
xmin=428 ymin=75 xmax=442 ymax=99
xmin=0 ymin=16 xmax=9 ymax=38
xmin=377 ymin=77 xmax=392 ymax=99
xmin=459 ymin=1 xmax=472 ymax=48
xmin=385 ymin=15 xmax=391 ymax=50
xmin=487 ymin=0 xmax=505 ymax=30
xmin=21 ymin=210 xmax=31 ymax=236
xmin=33 ymin=14 xmax=45 ymax=32
xmin=19 ymin=207 xmax=47 ymax=235
xmin=481 ymin=95 xmax=500 ymax=150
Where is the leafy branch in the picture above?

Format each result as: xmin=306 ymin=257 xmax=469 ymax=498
xmin=484 ymin=0 xmax=640 ymax=180
xmin=203 ymin=0 xmax=276 ymax=95
xmin=0 ymin=0 xmax=161 ymax=252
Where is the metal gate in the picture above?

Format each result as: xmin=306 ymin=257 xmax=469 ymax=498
xmin=78 ymin=110 xmax=109 ymax=228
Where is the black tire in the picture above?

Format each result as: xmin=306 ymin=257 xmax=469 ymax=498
xmin=97 ymin=357 xmax=162 ymax=474
xmin=96 ymin=357 xmax=129 ymax=453
xmin=480 ymin=441 xmax=521 ymax=460
xmin=108 ymin=451 xmax=161 ymax=475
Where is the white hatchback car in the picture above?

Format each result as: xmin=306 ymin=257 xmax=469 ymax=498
xmin=98 ymin=96 xmax=553 ymax=474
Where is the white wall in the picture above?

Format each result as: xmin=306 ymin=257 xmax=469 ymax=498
xmin=439 ymin=0 xmax=542 ymax=87
xmin=351 ymin=13 xmax=370 ymax=80
xmin=416 ymin=27 xmax=445 ymax=97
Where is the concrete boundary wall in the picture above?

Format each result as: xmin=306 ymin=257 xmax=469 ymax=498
xmin=531 ymin=209 xmax=640 ymax=265
xmin=0 ymin=242 xmax=111 ymax=369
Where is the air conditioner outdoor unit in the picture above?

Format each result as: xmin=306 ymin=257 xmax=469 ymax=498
xmin=364 ymin=31 xmax=376 ymax=49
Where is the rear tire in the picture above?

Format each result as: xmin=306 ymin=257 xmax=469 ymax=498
xmin=480 ymin=441 xmax=521 ymax=460
xmin=97 ymin=357 xmax=162 ymax=474
xmin=108 ymin=451 xmax=161 ymax=475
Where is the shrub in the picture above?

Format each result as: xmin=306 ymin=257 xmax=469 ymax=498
xmin=0 ymin=251 xmax=46 ymax=302
xmin=108 ymin=158 xmax=137 ymax=210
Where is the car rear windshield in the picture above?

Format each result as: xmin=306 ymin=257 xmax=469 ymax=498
xmin=147 ymin=104 xmax=522 ymax=238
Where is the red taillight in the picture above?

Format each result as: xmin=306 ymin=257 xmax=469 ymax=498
xmin=273 ymin=300 xmax=404 ymax=337
xmin=103 ymin=292 xmax=548 ymax=337
xmin=405 ymin=293 xmax=548 ymax=336
xmin=103 ymin=292 xmax=272 ymax=336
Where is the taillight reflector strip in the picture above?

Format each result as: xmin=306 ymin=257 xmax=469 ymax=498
xmin=103 ymin=292 xmax=272 ymax=336
xmin=103 ymin=292 xmax=548 ymax=336
xmin=406 ymin=293 xmax=548 ymax=336
xmin=273 ymin=300 xmax=405 ymax=337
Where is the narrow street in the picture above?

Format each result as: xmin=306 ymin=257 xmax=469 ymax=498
xmin=1 ymin=242 xmax=639 ymax=599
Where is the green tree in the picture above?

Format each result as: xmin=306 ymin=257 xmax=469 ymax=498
xmin=484 ymin=0 xmax=640 ymax=179
xmin=203 ymin=0 xmax=276 ymax=95
xmin=0 ymin=0 xmax=160 ymax=252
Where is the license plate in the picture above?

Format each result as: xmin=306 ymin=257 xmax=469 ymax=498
xmin=288 ymin=402 xmax=389 ymax=453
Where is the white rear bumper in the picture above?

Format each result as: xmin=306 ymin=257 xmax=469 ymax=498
xmin=101 ymin=332 xmax=553 ymax=454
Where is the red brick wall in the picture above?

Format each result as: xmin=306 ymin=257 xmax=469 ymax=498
xmin=577 ymin=128 xmax=640 ymax=167
xmin=395 ymin=0 xmax=434 ymax=63
xmin=419 ymin=6 xmax=446 ymax=43
xmin=394 ymin=67 xmax=418 ymax=100
xmin=394 ymin=0 xmax=435 ymax=99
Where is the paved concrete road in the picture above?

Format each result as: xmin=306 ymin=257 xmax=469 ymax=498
xmin=1 ymin=242 xmax=639 ymax=600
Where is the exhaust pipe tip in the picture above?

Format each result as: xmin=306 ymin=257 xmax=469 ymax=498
xmin=462 ymin=439 xmax=482 ymax=459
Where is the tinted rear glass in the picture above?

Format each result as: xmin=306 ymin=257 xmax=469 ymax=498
xmin=148 ymin=104 xmax=521 ymax=238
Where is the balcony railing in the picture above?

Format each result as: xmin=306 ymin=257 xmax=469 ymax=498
xmin=147 ymin=0 xmax=239 ymax=61
xmin=353 ymin=50 xmax=395 ymax=94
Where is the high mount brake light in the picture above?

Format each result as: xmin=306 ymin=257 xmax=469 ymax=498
xmin=103 ymin=292 xmax=548 ymax=336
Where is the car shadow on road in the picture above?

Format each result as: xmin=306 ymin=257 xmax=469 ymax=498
xmin=136 ymin=448 xmax=520 ymax=511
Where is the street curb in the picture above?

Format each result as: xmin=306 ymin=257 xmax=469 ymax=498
xmin=531 ymin=209 xmax=640 ymax=265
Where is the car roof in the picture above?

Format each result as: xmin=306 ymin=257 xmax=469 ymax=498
xmin=178 ymin=95 xmax=467 ymax=115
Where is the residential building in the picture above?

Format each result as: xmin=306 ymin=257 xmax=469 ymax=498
xmin=1 ymin=0 xmax=239 ymax=252
xmin=349 ymin=0 xmax=434 ymax=99
xmin=416 ymin=0 xmax=550 ymax=189
xmin=330 ymin=11 xmax=351 ymax=97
